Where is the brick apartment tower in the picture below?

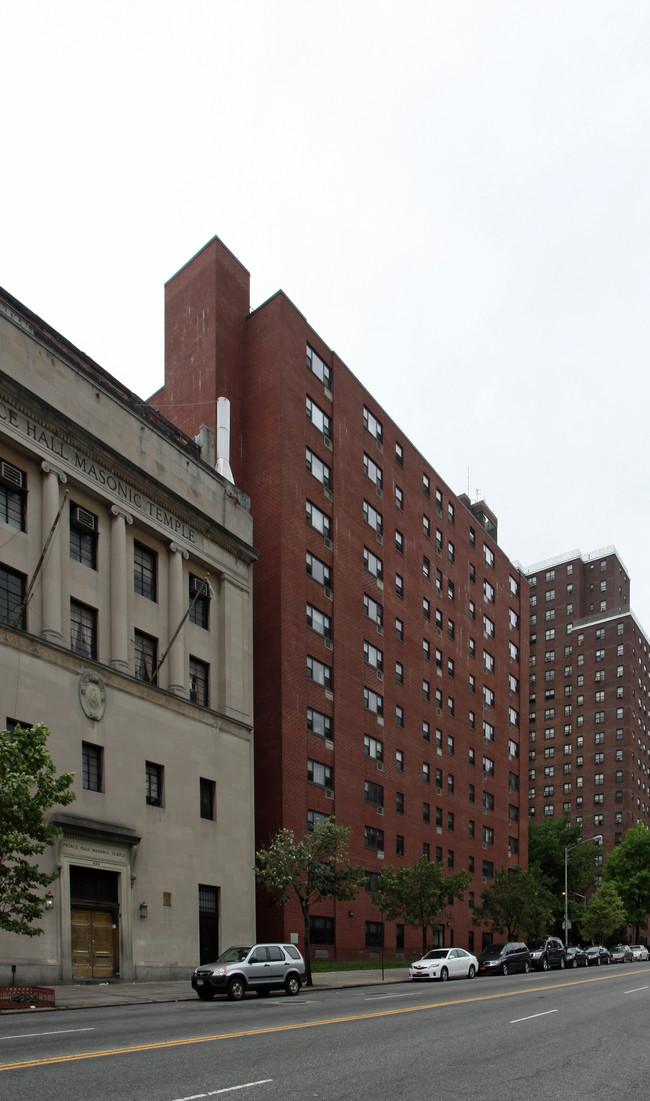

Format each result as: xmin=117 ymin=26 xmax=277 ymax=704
xmin=151 ymin=235 xmax=530 ymax=959
xmin=524 ymin=549 xmax=650 ymax=864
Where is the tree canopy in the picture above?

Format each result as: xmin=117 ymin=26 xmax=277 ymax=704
xmin=581 ymin=880 xmax=627 ymax=945
xmin=603 ymin=823 xmax=650 ymax=940
xmin=373 ymin=856 xmax=471 ymax=953
xmin=0 ymin=723 xmax=75 ymax=936
xmin=472 ymin=865 xmax=555 ymax=941
xmin=255 ymin=818 xmax=365 ymax=985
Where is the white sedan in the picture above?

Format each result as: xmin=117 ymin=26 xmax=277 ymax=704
xmin=630 ymin=945 xmax=649 ymax=961
xmin=409 ymin=947 xmax=479 ymax=982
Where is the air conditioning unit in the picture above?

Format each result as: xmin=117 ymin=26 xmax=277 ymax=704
xmin=436 ymin=787 xmax=442 ymax=796
xmin=377 ymin=850 xmax=384 ymax=859
xmin=0 ymin=461 xmax=23 ymax=487
xmin=377 ymin=806 xmax=384 ymax=816
xmin=377 ymin=670 xmax=384 ymax=681
xmin=323 ymin=436 xmax=333 ymax=451
xmin=436 ymin=827 xmax=442 ymax=834
xmin=482 ymin=842 xmax=488 ymax=849
xmin=376 ymin=441 xmax=383 ymax=454
xmin=325 ymin=488 xmax=333 ymax=502
xmin=377 ymin=625 xmax=384 ymax=635
xmin=325 ymin=739 xmax=334 ymax=750
xmin=325 ymin=639 xmax=333 ymax=650
xmin=73 ymin=505 xmax=96 ymax=531
xmin=324 ymin=587 xmax=333 ymax=601
xmin=192 ymin=577 xmax=209 ymax=596
xmin=377 ymin=761 xmax=384 ymax=772
xmin=377 ymin=534 xmax=383 ymax=545
xmin=324 ymin=537 xmax=333 ymax=550
xmin=325 ymin=788 xmax=334 ymax=800
xmin=377 ymin=488 xmax=383 ymax=499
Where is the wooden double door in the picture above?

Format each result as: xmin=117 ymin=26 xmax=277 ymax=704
xmin=71 ymin=906 xmax=119 ymax=979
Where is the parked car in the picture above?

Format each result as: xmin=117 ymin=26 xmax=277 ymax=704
xmin=527 ymin=936 xmax=566 ymax=971
xmin=565 ymin=946 xmax=587 ymax=968
xmin=585 ymin=945 xmax=611 ymax=966
xmin=477 ymin=942 xmax=530 ymax=976
xmin=629 ymin=945 xmax=649 ymax=961
xmin=610 ymin=944 xmax=633 ymax=963
xmin=409 ymin=947 xmax=479 ymax=982
xmin=192 ymin=943 xmax=307 ymax=1001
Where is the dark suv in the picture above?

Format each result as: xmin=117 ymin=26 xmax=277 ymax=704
xmin=527 ymin=936 xmax=566 ymax=972
xmin=477 ymin=942 xmax=530 ymax=976
xmin=192 ymin=943 xmax=307 ymax=1001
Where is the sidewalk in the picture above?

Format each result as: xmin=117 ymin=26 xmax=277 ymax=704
xmin=2 ymin=969 xmax=410 ymax=1012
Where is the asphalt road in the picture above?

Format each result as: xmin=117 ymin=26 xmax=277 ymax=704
xmin=1 ymin=964 xmax=649 ymax=1100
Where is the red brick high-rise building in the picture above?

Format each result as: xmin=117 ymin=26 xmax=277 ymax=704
xmin=151 ymin=235 xmax=529 ymax=959
xmin=524 ymin=548 xmax=650 ymax=862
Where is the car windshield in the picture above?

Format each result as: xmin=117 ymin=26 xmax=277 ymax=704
xmin=480 ymin=944 xmax=506 ymax=959
xmin=527 ymin=939 xmax=546 ymax=950
xmin=214 ymin=945 xmax=252 ymax=964
xmin=421 ymin=949 xmax=449 ymax=960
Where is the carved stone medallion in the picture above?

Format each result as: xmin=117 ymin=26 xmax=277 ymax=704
xmin=79 ymin=673 xmax=106 ymax=720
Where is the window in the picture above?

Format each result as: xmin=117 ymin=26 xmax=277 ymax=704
xmin=134 ymin=630 xmax=157 ymax=683
xmin=396 ymin=791 xmax=404 ymax=814
xmin=308 ymin=708 xmax=332 ymax=740
xmin=483 ymin=756 xmax=495 ymax=779
xmin=365 ymin=825 xmax=384 ymax=851
xmin=423 ymin=638 xmax=430 ymax=662
xmin=483 ymin=686 xmax=495 ymax=709
xmin=306 ymin=603 xmax=332 ymax=640
xmin=396 ymin=749 xmax=404 ymax=772
xmin=306 ymin=345 xmax=332 ymax=389
xmin=364 ymin=734 xmax=383 ymax=761
xmin=363 ymin=640 xmax=383 ymax=672
xmin=395 ymin=573 xmax=404 ymax=599
xmin=484 ymin=615 xmax=495 ymax=638
xmin=308 ymin=810 xmax=328 ymax=832
xmin=484 ymin=580 xmax=495 ymax=603
xmin=134 ymin=541 xmax=157 ymax=601
xmin=363 ymin=405 xmax=383 ymax=444
xmin=310 ymin=915 xmax=336 ymax=946
xmin=307 ymin=500 xmax=333 ymax=542
xmin=189 ymin=574 xmax=210 ymax=628
xmin=70 ymin=600 xmax=98 ymax=660
xmin=484 ymin=545 xmax=494 ymax=568
xmin=423 ymin=720 xmax=430 ymax=742
xmin=363 ymin=500 xmax=383 ymax=537
xmin=423 ymin=555 xmax=430 ymax=579
xmin=82 ymin=742 xmax=103 ymax=792
xmin=146 ymin=761 xmax=163 ymax=806
xmin=189 ymin=656 xmax=209 ymax=706
xmin=423 ymin=515 xmax=430 ymax=538
xmin=396 ymin=835 xmax=404 ymax=856
xmin=396 ymin=617 xmax=404 ymax=642
xmin=306 ymin=396 xmax=332 ymax=439
xmin=308 ymin=759 xmax=333 ymax=788
xmin=395 ymin=530 xmax=404 ymax=554
xmin=395 ymin=441 xmax=404 ymax=467
xmin=306 ymin=447 xmax=332 ymax=490
xmin=365 ymin=780 xmax=383 ymax=807
xmin=395 ymin=485 xmax=404 ymax=510
xmin=365 ymin=921 xmax=384 ymax=948
xmin=366 ymin=871 xmax=381 ymax=893
xmin=0 ymin=565 xmax=26 ymax=628
xmin=395 ymin=704 xmax=404 ymax=726
xmin=307 ymin=655 xmax=332 ymax=690
xmin=0 ymin=460 xmax=27 ymax=531
xmin=307 ymin=551 xmax=332 ymax=590
xmin=69 ymin=503 xmax=97 ymax=568
xmin=364 ymin=593 xmax=383 ymax=627
xmin=364 ymin=687 xmax=383 ymax=716
xmin=364 ymin=452 xmax=383 ymax=491
xmin=484 ymin=650 xmax=495 ymax=674
xmin=423 ymin=472 xmax=431 ymax=496
xmin=423 ymin=762 xmax=430 ymax=784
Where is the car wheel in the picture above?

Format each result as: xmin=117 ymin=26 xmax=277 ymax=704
xmin=502 ymin=963 xmax=509 ymax=976
xmin=596 ymin=958 xmax=601 ymax=966
xmin=523 ymin=961 xmax=530 ymax=974
xmin=256 ymin=988 xmax=271 ymax=997
xmin=285 ymin=974 xmax=301 ymax=996
xmin=605 ymin=957 xmax=610 ymax=965
xmin=560 ymin=956 xmax=565 ymax=969
xmin=440 ymin=967 xmax=449 ymax=982
xmin=467 ymin=965 xmax=476 ymax=979
xmin=542 ymin=957 xmax=549 ymax=971
xmin=227 ymin=977 xmax=246 ymax=1001
xmin=572 ymin=958 xmax=577 ymax=968
xmin=197 ymin=989 xmax=215 ymax=1001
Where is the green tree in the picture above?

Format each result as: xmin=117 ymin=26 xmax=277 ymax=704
xmin=0 ymin=723 xmax=75 ymax=936
xmin=603 ymin=823 xmax=650 ymax=940
xmin=255 ymin=818 xmax=365 ymax=985
xmin=472 ymin=866 xmax=555 ymax=941
xmin=581 ymin=880 xmax=627 ymax=944
xmin=373 ymin=856 xmax=471 ymax=954
xmin=529 ymin=814 xmax=598 ymax=936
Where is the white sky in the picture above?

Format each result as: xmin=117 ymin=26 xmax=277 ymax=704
xmin=3 ymin=2 xmax=650 ymax=618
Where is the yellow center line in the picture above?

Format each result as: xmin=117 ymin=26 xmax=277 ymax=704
xmin=1 ymin=968 xmax=645 ymax=1073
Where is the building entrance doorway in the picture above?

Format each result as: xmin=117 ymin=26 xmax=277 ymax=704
xmin=70 ymin=866 xmax=120 ymax=979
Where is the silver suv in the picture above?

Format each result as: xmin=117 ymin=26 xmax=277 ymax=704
xmin=192 ymin=943 xmax=307 ymax=1001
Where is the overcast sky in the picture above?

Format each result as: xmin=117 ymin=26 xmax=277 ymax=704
xmin=3 ymin=2 xmax=650 ymax=620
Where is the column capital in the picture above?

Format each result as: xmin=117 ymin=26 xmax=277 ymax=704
xmin=169 ymin=542 xmax=189 ymax=559
xmin=110 ymin=504 xmax=133 ymax=524
xmin=41 ymin=461 xmax=68 ymax=483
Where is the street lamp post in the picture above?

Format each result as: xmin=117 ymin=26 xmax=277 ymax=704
xmin=563 ymin=835 xmax=602 ymax=948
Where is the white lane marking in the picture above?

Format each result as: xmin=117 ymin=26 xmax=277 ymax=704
xmin=364 ymin=992 xmax=419 ymax=1000
xmin=511 ymin=1010 xmax=558 ymax=1024
xmin=624 ymin=986 xmax=649 ymax=994
xmin=0 ymin=1027 xmax=95 ymax=1041
xmin=172 ymin=1082 xmax=272 ymax=1099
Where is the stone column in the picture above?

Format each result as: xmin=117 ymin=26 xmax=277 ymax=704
xmin=110 ymin=505 xmax=132 ymax=672
xmin=167 ymin=542 xmax=189 ymax=695
xmin=40 ymin=462 xmax=68 ymax=645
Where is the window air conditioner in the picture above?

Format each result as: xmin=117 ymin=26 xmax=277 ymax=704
xmin=1 ymin=461 xmax=23 ymax=487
